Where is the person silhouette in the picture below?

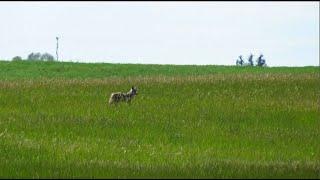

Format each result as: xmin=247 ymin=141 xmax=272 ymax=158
xmin=239 ymin=55 xmax=244 ymax=66
xmin=248 ymin=54 xmax=254 ymax=66
xmin=257 ymin=54 xmax=266 ymax=66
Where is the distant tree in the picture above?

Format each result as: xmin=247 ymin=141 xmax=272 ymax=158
xmin=248 ymin=54 xmax=254 ymax=66
xmin=40 ymin=52 xmax=55 ymax=61
xmin=12 ymin=56 xmax=22 ymax=61
xmin=27 ymin=52 xmax=42 ymax=61
xmin=256 ymin=54 xmax=266 ymax=67
xmin=27 ymin=53 xmax=34 ymax=60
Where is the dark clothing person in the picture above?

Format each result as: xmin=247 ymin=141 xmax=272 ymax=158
xmin=248 ymin=54 xmax=254 ymax=66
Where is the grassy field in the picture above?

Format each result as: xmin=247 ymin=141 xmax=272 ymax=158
xmin=0 ymin=60 xmax=319 ymax=178
xmin=0 ymin=60 xmax=318 ymax=80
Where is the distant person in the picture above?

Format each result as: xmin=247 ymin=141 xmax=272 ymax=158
xmin=257 ymin=54 xmax=266 ymax=66
xmin=239 ymin=55 xmax=244 ymax=66
xmin=236 ymin=55 xmax=244 ymax=66
xmin=248 ymin=54 xmax=254 ymax=66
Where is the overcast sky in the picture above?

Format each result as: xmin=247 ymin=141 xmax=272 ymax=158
xmin=0 ymin=1 xmax=318 ymax=66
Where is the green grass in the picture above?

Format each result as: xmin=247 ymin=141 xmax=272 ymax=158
xmin=0 ymin=60 xmax=319 ymax=178
xmin=0 ymin=60 xmax=318 ymax=80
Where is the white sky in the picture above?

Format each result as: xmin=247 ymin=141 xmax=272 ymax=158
xmin=0 ymin=1 xmax=319 ymax=66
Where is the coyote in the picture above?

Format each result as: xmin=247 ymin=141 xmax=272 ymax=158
xmin=108 ymin=86 xmax=138 ymax=105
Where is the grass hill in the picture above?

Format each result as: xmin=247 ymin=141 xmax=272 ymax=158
xmin=0 ymin=60 xmax=319 ymax=178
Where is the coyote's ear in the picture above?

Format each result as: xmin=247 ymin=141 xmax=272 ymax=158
xmin=132 ymin=86 xmax=134 ymax=89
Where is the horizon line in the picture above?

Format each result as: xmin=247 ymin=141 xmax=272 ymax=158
xmin=0 ymin=59 xmax=319 ymax=68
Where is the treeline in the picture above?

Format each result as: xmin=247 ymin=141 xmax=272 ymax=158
xmin=12 ymin=52 xmax=56 ymax=62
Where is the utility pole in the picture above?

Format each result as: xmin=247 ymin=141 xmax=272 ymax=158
xmin=56 ymin=37 xmax=59 ymax=61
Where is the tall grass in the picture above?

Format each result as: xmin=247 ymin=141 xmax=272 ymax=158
xmin=0 ymin=61 xmax=319 ymax=178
